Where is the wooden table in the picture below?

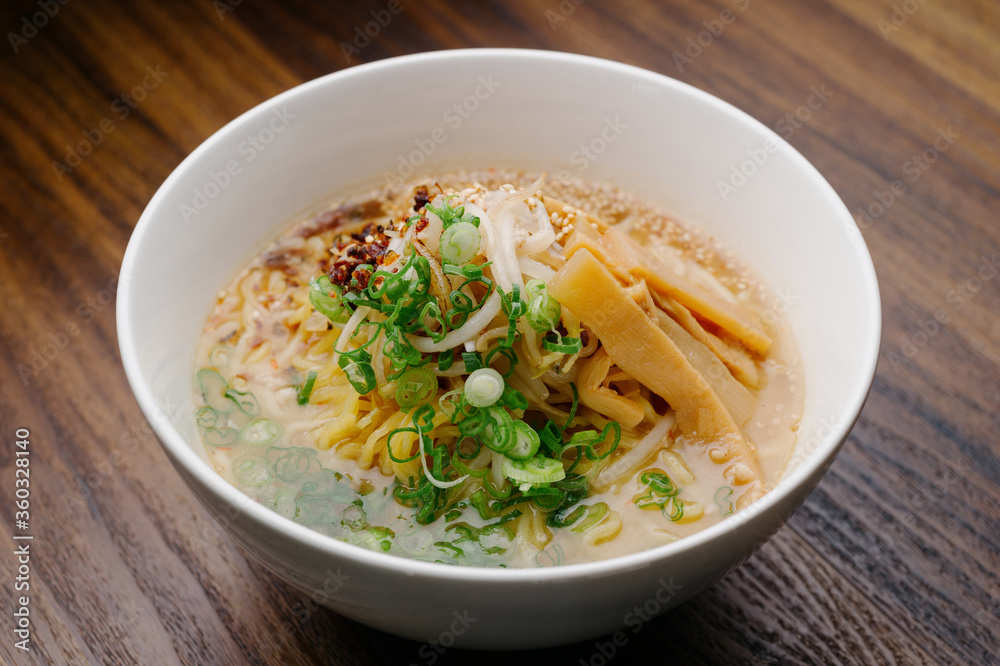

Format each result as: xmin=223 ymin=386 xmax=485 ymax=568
xmin=1 ymin=0 xmax=997 ymax=663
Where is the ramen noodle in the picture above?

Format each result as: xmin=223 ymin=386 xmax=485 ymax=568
xmin=194 ymin=171 xmax=802 ymax=567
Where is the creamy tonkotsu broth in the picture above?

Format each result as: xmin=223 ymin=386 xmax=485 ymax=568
xmin=194 ymin=171 xmax=803 ymax=568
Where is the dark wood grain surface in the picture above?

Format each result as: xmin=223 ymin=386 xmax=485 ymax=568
xmin=1 ymin=0 xmax=998 ymax=664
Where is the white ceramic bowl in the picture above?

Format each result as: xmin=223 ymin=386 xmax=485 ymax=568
xmin=117 ymin=49 xmax=880 ymax=650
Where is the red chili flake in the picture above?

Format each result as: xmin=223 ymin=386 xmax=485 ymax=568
xmin=351 ymin=266 xmax=373 ymax=290
xmin=326 ymin=222 xmax=390 ymax=291
xmin=413 ymin=185 xmax=430 ymax=211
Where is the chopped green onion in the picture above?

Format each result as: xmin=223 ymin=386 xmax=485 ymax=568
xmin=539 ymin=420 xmax=563 ymax=452
xmin=440 ymin=221 xmax=481 ymax=264
xmin=426 ymin=196 xmax=479 ymax=229
xmin=369 ymin=265 xmax=411 ymax=301
xmin=524 ymin=279 xmax=561 ymax=332
xmin=208 ymin=345 xmax=233 ymax=368
xmin=296 ymin=370 xmax=318 ymax=405
xmin=437 ymin=349 xmax=455 ymax=372
xmin=413 ymin=403 xmax=436 ymax=429
xmin=482 ymin=407 xmax=515 ymax=454
xmin=355 ymin=526 xmax=394 ymax=552
xmin=438 ymin=388 xmax=463 ymax=420
xmin=562 ymin=383 xmax=580 ymax=431
xmin=484 ymin=346 xmax=518 ymax=379
xmin=451 ymin=456 xmax=488 ymax=479
xmin=233 ymin=455 xmax=270 ymax=485
xmin=408 ymin=257 xmax=432 ymax=296
xmin=443 ymin=263 xmax=485 ymax=279
xmin=714 ymin=486 xmax=735 ymax=516
xmin=197 ymin=368 xmax=231 ymax=413
xmin=195 ymin=406 xmax=220 ymax=429
xmin=636 ymin=470 xmax=685 ymax=521
xmin=470 ymin=489 xmax=493 ymax=520
xmin=524 ymin=279 xmax=547 ymax=301
xmin=386 ymin=428 xmax=422 ymax=463
xmin=483 ymin=473 xmax=513 ymax=499
xmin=501 ymin=456 xmax=566 ymax=485
xmin=546 ymin=475 xmax=590 ymax=527
xmin=455 ymin=437 xmax=482 ymax=460
xmin=570 ymin=421 xmax=622 ymax=461
xmin=341 ymin=500 xmax=368 ymax=531
xmin=272 ymin=447 xmax=313 ymax=481
xmin=309 ymin=276 xmax=350 ymax=324
xmin=505 ymin=422 xmax=540 ymax=461
xmin=570 ymin=502 xmax=610 ymax=533
xmin=542 ymin=333 xmax=583 ymax=354
xmin=339 ymin=354 xmax=376 ymax=394
xmin=464 ymin=368 xmax=505 ymax=408
xmin=520 ymin=486 xmax=565 ymax=510
xmin=395 ymin=366 xmax=437 ymax=408
xmin=239 ymin=419 xmax=282 ymax=446
xmin=435 ymin=541 xmax=465 ymax=558
xmin=418 ymin=300 xmax=448 ymax=342
xmin=383 ymin=334 xmax=423 ymax=371
xmin=224 ymin=388 xmax=261 ymax=417
xmin=640 ymin=470 xmax=678 ymax=497
xmin=203 ymin=426 xmax=238 ymax=447
xmin=498 ymin=286 xmax=525 ymax=348
xmin=462 ymin=351 xmax=483 ymax=373
xmin=500 ymin=385 xmax=528 ymax=411
xmin=394 ymin=476 xmax=446 ymax=524
xmin=457 ymin=408 xmax=489 ymax=438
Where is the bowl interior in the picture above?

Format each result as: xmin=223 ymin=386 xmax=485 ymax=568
xmin=119 ymin=49 xmax=879 ymax=568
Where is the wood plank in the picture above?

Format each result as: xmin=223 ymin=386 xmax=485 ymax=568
xmin=0 ymin=0 xmax=998 ymax=663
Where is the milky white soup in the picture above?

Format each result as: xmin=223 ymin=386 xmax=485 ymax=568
xmin=193 ymin=171 xmax=802 ymax=568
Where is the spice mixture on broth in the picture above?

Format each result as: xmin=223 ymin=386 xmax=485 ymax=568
xmin=194 ymin=170 xmax=802 ymax=568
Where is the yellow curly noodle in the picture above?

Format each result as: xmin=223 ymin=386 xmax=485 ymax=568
xmin=194 ymin=171 xmax=804 ymax=568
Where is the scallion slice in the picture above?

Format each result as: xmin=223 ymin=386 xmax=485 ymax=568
xmin=197 ymin=368 xmax=231 ymax=413
xmin=542 ymin=333 xmax=583 ymax=354
xmin=239 ymin=419 xmax=283 ymax=446
xmin=437 ymin=349 xmax=455 ymax=372
xmin=524 ymin=279 xmax=561 ymax=332
xmin=208 ymin=345 xmax=233 ymax=369
xmin=505 ymin=422 xmax=540 ymax=461
xmin=501 ymin=456 xmax=566 ymax=485
xmin=481 ymin=407 xmax=515 ymax=454
xmin=195 ymin=406 xmax=220 ymax=429
xmin=463 ymin=368 xmax=504 ymax=408
xmin=224 ymin=388 xmax=261 ymax=417
xmin=462 ymin=351 xmax=483 ymax=373
xmin=339 ymin=354 xmax=376 ymax=395
xmin=233 ymin=455 xmax=270 ymax=485
xmin=524 ymin=279 xmax=547 ymax=301
xmin=395 ymin=366 xmax=437 ymax=408
xmin=309 ymin=276 xmax=350 ymax=324
xmin=440 ymin=221 xmax=481 ymax=264
xmin=296 ymin=370 xmax=318 ymax=405
xmin=203 ymin=426 xmax=238 ymax=447
xmin=500 ymin=385 xmax=528 ymax=411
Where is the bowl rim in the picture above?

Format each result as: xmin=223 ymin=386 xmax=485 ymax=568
xmin=117 ymin=47 xmax=881 ymax=583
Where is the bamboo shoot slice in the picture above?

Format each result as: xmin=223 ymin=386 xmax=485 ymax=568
xmin=652 ymin=292 xmax=763 ymax=390
xmin=599 ymin=226 xmax=772 ymax=355
xmin=650 ymin=307 xmax=756 ymax=426
xmin=577 ymin=347 xmax=646 ymax=429
xmin=548 ymin=249 xmax=762 ymax=488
